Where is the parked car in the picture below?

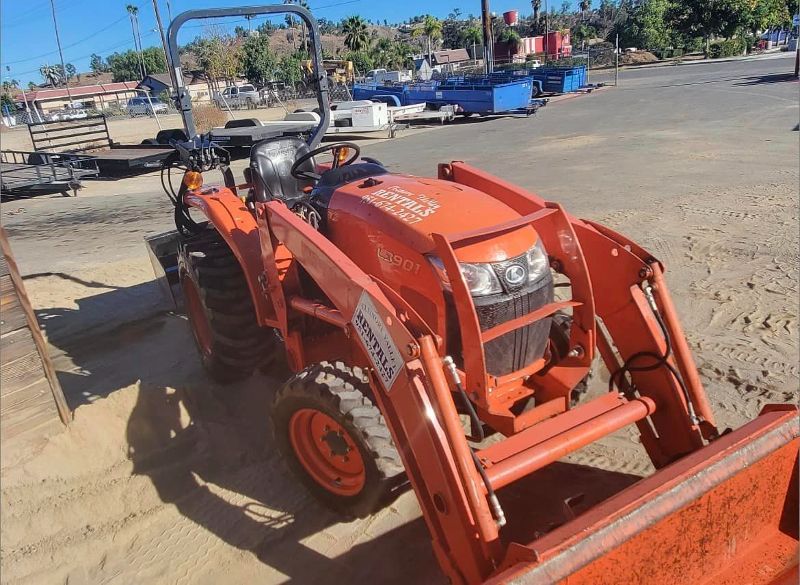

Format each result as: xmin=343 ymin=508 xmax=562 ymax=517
xmin=47 ymin=107 xmax=88 ymax=121
xmin=214 ymin=84 xmax=260 ymax=109
xmin=127 ymin=96 xmax=169 ymax=117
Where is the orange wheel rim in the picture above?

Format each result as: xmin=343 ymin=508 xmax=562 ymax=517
xmin=288 ymin=408 xmax=366 ymax=496
xmin=182 ymin=275 xmax=213 ymax=356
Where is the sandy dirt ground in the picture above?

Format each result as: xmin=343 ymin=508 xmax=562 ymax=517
xmin=1 ymin=54 xmax=798 ymax=584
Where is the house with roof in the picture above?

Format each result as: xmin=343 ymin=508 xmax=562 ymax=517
xmin=137 ymin=71 xmax=213 ymax=104
xmin=13 ymin=80 xmax=140 ymax=119
xmin=430 ymin=49 xmax=472 ymax=67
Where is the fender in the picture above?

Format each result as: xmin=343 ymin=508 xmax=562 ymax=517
xmin=184 ymin=188 xmax=276 ymax=326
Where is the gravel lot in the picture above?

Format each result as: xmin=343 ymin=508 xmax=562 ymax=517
xmin=1 ymin=53 xmax=797 ymax=585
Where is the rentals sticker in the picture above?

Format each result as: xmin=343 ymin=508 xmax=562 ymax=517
xmin=360 ymin=185 xmax=441 ymax=225
xmin=352 ymin=292 xmax=403 ymax=390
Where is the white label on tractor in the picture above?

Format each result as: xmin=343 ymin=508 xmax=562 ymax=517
xmin=360 ymin=185 xmax=441 ymax=225
xmin=353 ymin=292 xmax=403 ymax=390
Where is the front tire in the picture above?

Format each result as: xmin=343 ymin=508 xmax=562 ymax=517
xmin=178 ymin=226 xmax=274 ymax=383
xmin=272 ymin=361 xmax=404 ymax=517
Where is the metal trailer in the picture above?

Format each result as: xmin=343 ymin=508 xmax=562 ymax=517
xmin=353 ymin=78 xmax=535 ymax=115
xmin=27 ymin=115 xmax=175 ymax=178
xmin=0 ymin=150 xmax=98 ymax=197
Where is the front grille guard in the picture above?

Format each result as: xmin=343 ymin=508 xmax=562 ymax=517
xmin=430 ymin=204 xmax=596 ymax=428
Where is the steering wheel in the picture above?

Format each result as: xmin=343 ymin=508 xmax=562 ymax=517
xmin=290 ymin=142 xmax=361 ymax=181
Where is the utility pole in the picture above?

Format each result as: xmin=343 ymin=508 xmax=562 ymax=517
xmin=49 ymin=0 xmax=73 ymax=103
xmin=134 ymin=14 xmax=146 ymax=77
xmin=151 ymin=0 xmax=171 ymax=69
xmin=481 ymin=0 xmax=494 ymax=74
xmin=543 ymin=0 xmax=549 ymax=62
xmin=615 ymin=33 xmax=619 ymax=86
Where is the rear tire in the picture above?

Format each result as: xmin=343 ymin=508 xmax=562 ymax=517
xmin=178 ymin=226 xmax=274 ymax=383
xmin=272 ymin=361 xmax=404 ymax=518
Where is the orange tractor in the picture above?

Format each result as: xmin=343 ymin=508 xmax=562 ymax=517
xmin=158 ymin=6 xmax=798 ymax=584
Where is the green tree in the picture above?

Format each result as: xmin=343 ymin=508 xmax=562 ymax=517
xmin=1 ymin=79 xmax=19 ymax=110
xmin=747 ymin=0 xmax=791 ymax=33
xmin=580 ymin=0 xmax=591 ymax=19
xmin=499 ymin=28 xmax=522 ymax=54
xmin=64 ymin=63 xmax=77 ymax=81
xmin=669 ymin=0 xmax=751 ymax=54
xmin=276 ymin=52 xmax=304 ymax=85
xmin=89 ymin=53 xmax=108 ymax=74
xmin=463 ymin=25 xmax=483 ymax=59
xmin=241 ymin=34 xmax=276 ymax=85
xmin=345 ymin=50 xmax=374 ymax=75
xmin=107 ymin=47 xmax=167 ymax=82
xmin=343 ymin=15 xmax=370 ymax=51
xmin=621 ymin=0 xmax=674 ymax=50
xmin=1 ymin=93 xmax=14 ymax=111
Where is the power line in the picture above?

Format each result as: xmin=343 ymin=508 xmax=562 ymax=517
xmin=2 ymin=1 xmax=144 ymax=65
xmin=11 ymin=30 xmax=157 ymax=79
xmin=0 ymin=0 xmax=59 ymax=27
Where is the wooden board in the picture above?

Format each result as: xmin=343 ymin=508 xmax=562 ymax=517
xmin=0 ymin=227 xmax=70 ymax=441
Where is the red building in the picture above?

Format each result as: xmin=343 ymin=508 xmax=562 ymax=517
xmin=495 ymin=31 xmax=572 ymax=63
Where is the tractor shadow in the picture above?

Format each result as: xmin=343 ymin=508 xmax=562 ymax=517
xmin=45 ymin=284 xmax=642 ymax=584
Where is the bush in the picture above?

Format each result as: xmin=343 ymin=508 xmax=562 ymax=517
xmin=193 ymin=104 xmax=228 ymax=133
xmin=709 ymin=38 xmax=746 ymax=58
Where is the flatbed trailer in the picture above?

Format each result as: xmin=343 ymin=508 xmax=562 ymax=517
xmin=27 ymin=115 xmax=175 ymax=178
xmin=209 ymin=118 xmax=318 ymax=148
xmin=0 ymin=150 xmax=98 ymax=197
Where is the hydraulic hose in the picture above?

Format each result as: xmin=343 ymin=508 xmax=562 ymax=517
xmin=442 ymin=356 xmax=506 ymax=527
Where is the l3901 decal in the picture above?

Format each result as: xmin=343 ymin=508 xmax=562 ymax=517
xmin=360 ymin=185 xmax=441 ymax=225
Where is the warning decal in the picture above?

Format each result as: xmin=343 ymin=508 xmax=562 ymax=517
xmin=352 ymin=292 xmax=403 ymax=390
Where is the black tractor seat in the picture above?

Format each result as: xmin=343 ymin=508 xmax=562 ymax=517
xmin=249 ymin=136 xmax=315 ymax=205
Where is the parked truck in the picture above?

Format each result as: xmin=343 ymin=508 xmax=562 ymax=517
xmin=214 ymin=84 xmax=260 ymax=109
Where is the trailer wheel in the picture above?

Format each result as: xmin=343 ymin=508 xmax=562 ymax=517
xmin=178 ymin=226 xmax=274 ymax=383
xmin=272 ymin=361 xmax=404 ymax=517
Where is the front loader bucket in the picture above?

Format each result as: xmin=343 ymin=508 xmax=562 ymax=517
xmin=489 ymin=405 xmax=799 ymax=585
xmin=144 ymin=230 xmax=182 ymax=310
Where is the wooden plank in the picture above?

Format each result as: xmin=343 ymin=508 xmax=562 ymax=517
xmin=1 ymin=393 xmax=59 ymax=440
xmin=0 ymin=297 xmax=27 ymax=335
xmin=1 ymin=350 xmax=47 ymax=397
xmin=0 ymin=327 xmax=37 ymax=364
xmin=1 ymin=273 xmax=14 ymax=296
xmin=0 ymin=228 xmax=71 ymax=424
xmin=1 ymin=377 xmax=52 ymax=411
xmin=0 ymin=255 xmax=8 ymax=277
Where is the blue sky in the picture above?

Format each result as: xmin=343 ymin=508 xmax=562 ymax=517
xmin=1 ymin=0 xmax=568 ymax=87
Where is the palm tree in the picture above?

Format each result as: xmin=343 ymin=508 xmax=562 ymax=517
xmin=412 ymin=15 xmax=443 ymax=63
xmin=39 ymin=64 xmax=62 ymax=87
xmin=580 ymin=0 xmax=591 ymax=20
xmin=126 ymin=4 xmax=146 ymax=77
xmin=342 ymin=16 xmax=369 ymax=52
xmin=531 ymin=0 xmax=542 ymax=33
xmin=283 ymin=0 xmax=297 ymax=50
xmin=463 ymin=25 xmax=482 ymax=61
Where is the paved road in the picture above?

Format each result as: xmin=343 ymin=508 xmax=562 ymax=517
xmin=2 ymin=53 xmax=797 ymax=341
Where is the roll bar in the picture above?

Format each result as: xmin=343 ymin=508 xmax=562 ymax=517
xmin=166 ymin=5 xmax=330 ymax=146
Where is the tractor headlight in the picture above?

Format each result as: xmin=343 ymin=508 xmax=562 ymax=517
xmin=429 ymin=239 xmax=550 ymax=298
xmin=525 ymin=240 xmax=549 ymax=284
xmin=428 ymin=257 xmax=503 ymax=297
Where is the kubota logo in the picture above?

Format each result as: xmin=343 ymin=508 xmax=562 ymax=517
xmin=504 ymin=264 xmax=526 ymax=286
